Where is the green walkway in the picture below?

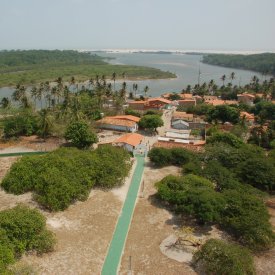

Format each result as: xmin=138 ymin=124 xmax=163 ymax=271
xmin=101 ymin=155 xmax=145 ymax=275
xmin=0 ymin=151 xmax=48 ymax=158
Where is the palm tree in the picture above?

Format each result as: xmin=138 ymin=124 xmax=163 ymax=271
xmin=30 ymin=86 xmax=38 ymax=107
xmin=112 ymin=72 xmax=116 ymax=91
xmin=230 ymin=72 xmax=235 ymax=85
xmin=143 ymin=85 xmax=149 ymax=98
xmin=38 ymin=109 xmax=53 ymax=139
xmin=221 ymin=75 xmax=226 ymax=86
xmin=37 ymin=82 xmax=44 ymax=109
xmin=133 ymin=83 xmax=138 ymax=98
xmin=12 ymin=84 xmax=26 ymax=103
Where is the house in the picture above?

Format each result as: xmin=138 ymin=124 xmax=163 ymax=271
xmin=165 ymin=130 xmax=191 ymax=140
xmin=97 ymin=115 xmax=140 ymax=132
xmin=205 ymin=99 xmax=238 ymax=106
xmin=147 ymin=98 xmax=172 ymax=109
xmin=240 ymin=111 xmax=255 ymax=124
xmin=237 ymin=94 xmax=255 ymax=106
xmin=128 ymin=97 xmax=172 ymax=111
xmin=172 ymin=111 xmax=194 ymax=122
xmin=204 ymin=95 xmax=218 ymax=103
xmin=171 ymin=120 xmax=190 ymax=130
xmin=112 ymin=133 xmax=144 ymax=153
xmin=177 ymin=99 xmax=196 ymax=109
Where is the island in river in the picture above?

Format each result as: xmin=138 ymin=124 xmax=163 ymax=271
xmin=0 ymin=50 xmax=176 ymax=87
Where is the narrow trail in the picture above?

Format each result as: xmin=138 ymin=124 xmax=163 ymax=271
xmin=101 ymin=155 xmax=145 ymax=275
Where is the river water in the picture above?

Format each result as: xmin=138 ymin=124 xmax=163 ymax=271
xmin=0 ymin=52 xmax=267 ymax=100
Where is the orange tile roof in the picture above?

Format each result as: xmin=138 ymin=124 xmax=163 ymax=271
xmin=113 ymin=133 xmax=144 ymax=147
xmin=148 ymin=97 xmax=172 ymax=104
xmin=180 ymin=93 xmax=193 ymax=99
xmin=172 ymin=111 xmax=194 ymax=120
xmin=237 ymin=93 xmax=255 ymax=99
xmin=97 ymin=117 xmax=136 ymax=127
xmin=110 ymin=115 xmax=140 ymax=123
xmin=240 ymin=111 xmax=255 ymax=120
xmin=178 ymin=99 xmax=196 ymax=103
xmin=129 ymin=100 xmax=147 ymax=104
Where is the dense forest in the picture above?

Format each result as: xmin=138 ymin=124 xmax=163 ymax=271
xmin=203 ymin=53 xmax=275 ymax=75
xmin=0 ymin=50 xmax=175 ymax=87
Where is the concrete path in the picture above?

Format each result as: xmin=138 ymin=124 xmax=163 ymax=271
xmin=101 ymin=155 xmax=145 ymax=275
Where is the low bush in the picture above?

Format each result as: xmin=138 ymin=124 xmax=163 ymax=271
xmin=194 ymin=239 xmax=255 ymax=275
xmin=1 ymin=146 xmax=131 ymax=211
xmin=0 ymin=206 xmax=54 ymax=273
xmin=148 ymin=147 xmax=195 ymax=167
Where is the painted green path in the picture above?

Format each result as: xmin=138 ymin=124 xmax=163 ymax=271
xmin=0 ymin=151 xmax=48 ymax=158
xmin=101 ymin=155 xmax=145 ymax=275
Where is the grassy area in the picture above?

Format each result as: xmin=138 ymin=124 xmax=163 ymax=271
xmin=0 ymin=50 xmax=176 ymax=87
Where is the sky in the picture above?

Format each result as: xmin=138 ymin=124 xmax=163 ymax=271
xmin=1 ymin=0 xmax=275 ymax=51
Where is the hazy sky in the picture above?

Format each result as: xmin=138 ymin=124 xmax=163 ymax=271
xmin=1 ymin=0 xmax=275 ymax=51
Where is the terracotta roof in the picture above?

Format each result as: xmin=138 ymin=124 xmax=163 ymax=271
xmin=240 ymin=111 xmax=255 ymax=120
xmin=180 ymin=93 xmax=193 ymax=99
xmin=148 ymin=97 xmax=172 ymax=104
xmin=113 ymin=133 xmax=143 ymax=147
xmin=110 ymin=115 xmax=140 ymax=123
xmin=129 ymin=100 xmax=147 ymax=104
xmin=178 ymin=99 xmax=196 ymax=103
xmin=97 ymin=117 xmax=136 ymax=127
xmin=172 ymin=111 xmax=194 ymax=120
xmin=206 ymin=99 xmax=238 ymax=106
xmin=237 ymin=93 xmax=255 ymax=99
xmin=204 ymin=96 xmax=218 ymax=101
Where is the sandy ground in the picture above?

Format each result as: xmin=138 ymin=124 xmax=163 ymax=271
xmin=0 ymin=135 xmax=63 ymax=152
xmin=254 ymin=205 xmax=275 ymax=275
xmin=119 ymin=163 xmax=196 ymax=275
xmin=0 ymin=152 xmax=136 ymax=275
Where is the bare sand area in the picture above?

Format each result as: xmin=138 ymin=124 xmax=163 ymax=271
xmin=119 ymin=163 xmax=196 ymax=275
xmin=0 ymin=150 xmax=136 ymax=275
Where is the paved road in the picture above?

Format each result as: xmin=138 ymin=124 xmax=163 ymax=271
xmin=101 ymin=155 xmax=145 ymax=275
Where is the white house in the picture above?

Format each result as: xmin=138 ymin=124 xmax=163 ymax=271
xmin=171 ymin=120 xmax=190 ymax=130
xmin=112 ymin=133 xmax=144 ymax=153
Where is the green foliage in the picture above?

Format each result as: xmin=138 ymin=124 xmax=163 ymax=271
xmin=206 ymin=105 xmax=240 ymax=124
xmin=185 ymin=103 xmax=212 ymax=116
xmin=143 ymin=109 xmax=162 ymax=116
xmin=252 ymin=101 xmax=275 ymax=121
xmin=0 ymin=206 xmax=55 ymax=257
xmin=92 ymin=145 xmax=131 ymax=188
xmin=203 ymin=53 xmax=275 ymax=75
xmin=0 ymin=243 xmax=15 ymax=273
xmin=124 ymin=108 xmax=141 ymax=117
xmin=156 ymin=175 xmax=224 ymax=223
xmin=148 ymin=147 xmax=195 ymax=167
xmin=221 ymin=190 xmax=275 ymax=251
xmin=207 ymin=132 xmax=244 ymax=148
xmin=236 ymin=157 xmax=275 ymax=191
xmin=1 ymin=147 xmax=131 ymax=211
xmin=0 ymin=50 xmax=175 ymax=87
xmin=3 ymin=111 xmax=38 ymax=138
xmin=65 ymin=121 xmax=98 ymax=149
xmin=148 ymin=147 xmax=172 ymax=167
xmin=138 ymin=114 xmax=164 ymax=131
xmin=194 ymin=239 xmax=255 ymax=275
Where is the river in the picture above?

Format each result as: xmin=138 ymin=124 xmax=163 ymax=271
xmin=0 ymin=52 xmax=267 ymax=100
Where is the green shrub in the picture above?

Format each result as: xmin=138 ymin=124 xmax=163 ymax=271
xmin=1 ymin=147 xmax=131 ymax=211
xmin=0 ymin=206 xmax=55 ymax=257
xmin=207 ymin=132 xmax=244 ymax=148
xmin=0 ymin=244 xmax=15 ymax=273
xmin=124 ymin=108 xmax=141 ymax=117
xmin=138 ymin=114 xmax=163 ymax=131
xmin=148 ymin=147 xmax=172 ymax=167
xmin=65 ymin=120 xmax=98 ymax=149
xmin=3 ymin=112 xmax=38 ymax=138
xmin=194 ymin=239 xmax=255 ymax=275
xmin=221 ymin=190 xmax=275 ymax=251
xmin=156 ymin=174 xmax=224 ymax=223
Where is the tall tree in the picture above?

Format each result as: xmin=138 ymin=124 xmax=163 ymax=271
xmin=112 ymin=72 xmax=116 ymax=91
xmin=221 ymin=75 xmax=226 ymax=86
